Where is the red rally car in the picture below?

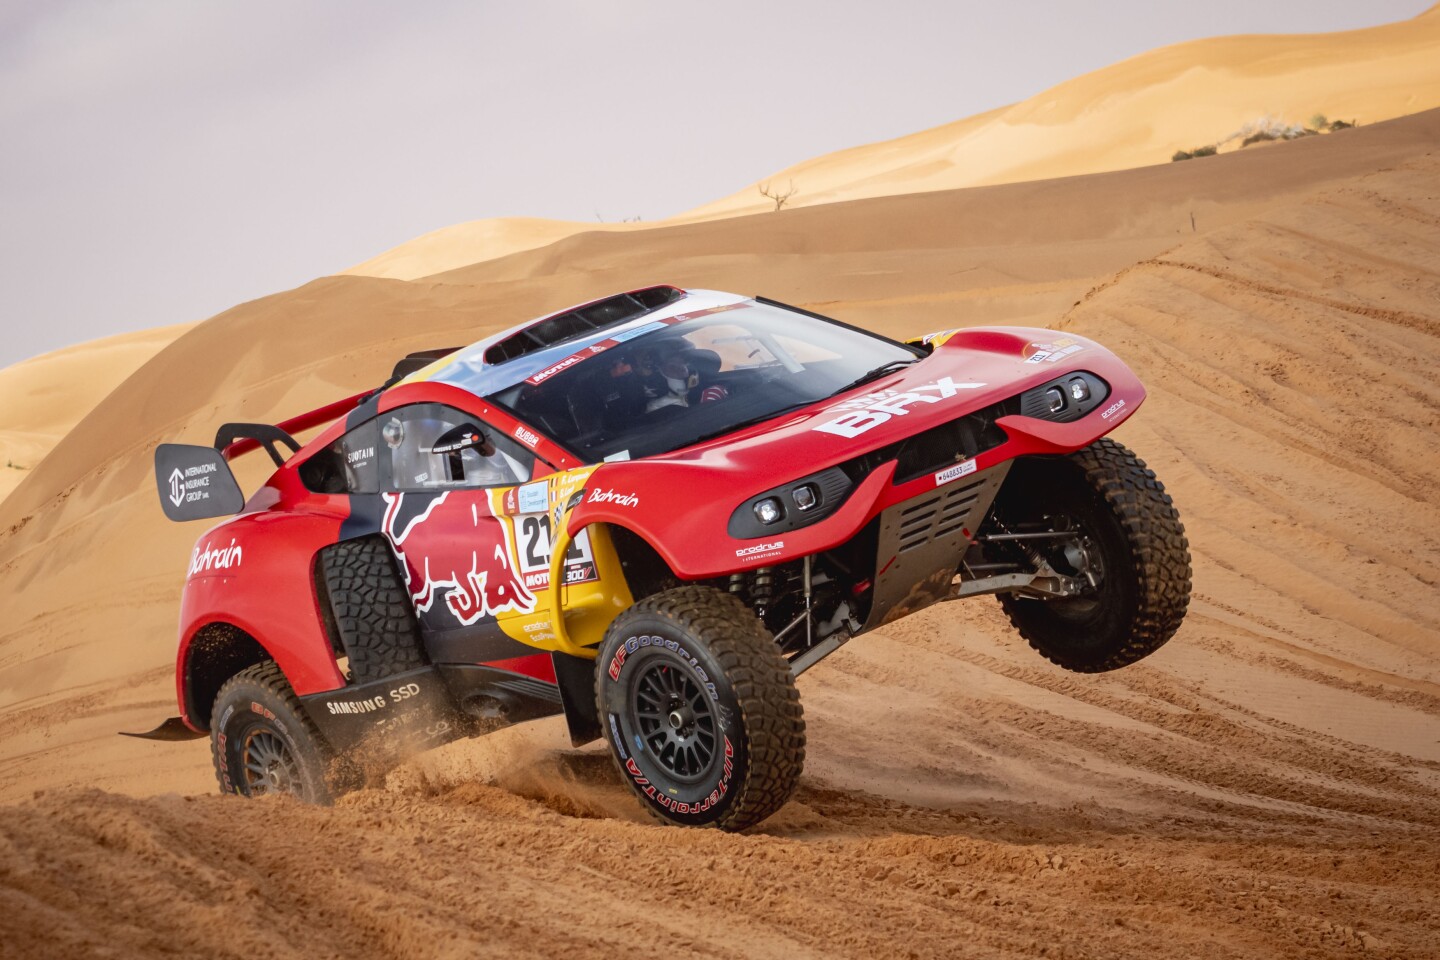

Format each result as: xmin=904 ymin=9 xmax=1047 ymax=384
xmin=143 ymin=285 xmax=1191 ymax=830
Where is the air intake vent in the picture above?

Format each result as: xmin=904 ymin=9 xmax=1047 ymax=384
xmin=482 ymin=286 xmax=684 ymax=365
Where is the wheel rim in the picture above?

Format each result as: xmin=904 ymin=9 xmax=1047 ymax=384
xmin=629 ymin=659 xmax=718 ymax=782
xmin=241 ymin=728 xmax=300 ymax=796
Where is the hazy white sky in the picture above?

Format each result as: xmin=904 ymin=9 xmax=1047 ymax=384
xmin=0 ymin=0 xmax=1429 ymax=368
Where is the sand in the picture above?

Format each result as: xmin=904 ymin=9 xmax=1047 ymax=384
xmin=1 ymin=96 xmax=1438 ymax=960
xmin=340 ymin=5 xmax=1440 ymax=281
xmin=0 ymin=322 xmax=192 ymax=505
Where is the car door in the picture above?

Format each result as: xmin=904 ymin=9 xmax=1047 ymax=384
xmin=376 ymin=402 xmax=546 ymax=663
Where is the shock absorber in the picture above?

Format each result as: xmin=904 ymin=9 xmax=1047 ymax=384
xmin=728 ymin=572 xmax=746 ymax=598
xmin=750 ymin=567 xmax=775 ymax=608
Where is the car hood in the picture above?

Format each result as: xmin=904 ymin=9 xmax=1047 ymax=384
xmin=567 ymin=325 xmax=1146 ymax=577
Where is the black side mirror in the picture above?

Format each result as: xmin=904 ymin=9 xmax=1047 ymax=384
xmin=432 ymin=423 xmax=492 ymax=456
xmin=432 ymin=423 xmax=494 ymax=484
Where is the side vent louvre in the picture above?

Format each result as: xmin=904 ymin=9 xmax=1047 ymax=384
xmin=896 ymin=476 xmax=990 ymax=553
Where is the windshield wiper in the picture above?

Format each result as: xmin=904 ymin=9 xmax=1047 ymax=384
xmin=830 ymin=358 xmax=918 ymax=398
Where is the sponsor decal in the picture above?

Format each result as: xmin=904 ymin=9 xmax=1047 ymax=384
xmin=169 ymin=461 xmax=222 ymax=508
xmin=167 ymin=469 xmax=185 ymax=507
xmin=586 ymin=487 xmax=639 ymax=508
xmin=513 ymin=424 xmax=541 ymax=448
xmin=327 ymin=695 xmax=387 ymax=715
xmin=919 ymin=328 xmax=960 ymax=347
xmin=609 ymin=713 xmax=628 ymax=760
xmin=606 ymin=635 xmax=719 ymax=697
xmin=346 ymin=446 xmax=375 ymax=464
xmin=522 ymin=620 xmax=557 ymax=642
xmin=516 ymin=516 xmax=597 ymax=590
xmin=735 ymin=541 xmax=785 ymax=563
xmin=189 ymin=538 xmax=243 ymax=576
xmin=526 ymin=354 xmax=585 ymax=385
xmin=516 ymin=481 xmax=549 ymax=514
xmin=1100 ymin=398 xmax=1127 ymax=420
xmin=609 ymin=319 xmax=668 ymax=343
xmin=431 ymin=434 xmax=479 ymax=455
xmin=619 ymin=736 xmax=735 ymax=815
xmin=1022 ymin=337 xmax=1085 ymax=364
xmin=934 ymin=459 xmax=977 ymax=486
xmin=814 ymin=376 xmax=986 ymax=439
xmin=382 ymin=491 xmax=537 ymax=624
xmin=322 ymin=682 xmax=421 ymax=716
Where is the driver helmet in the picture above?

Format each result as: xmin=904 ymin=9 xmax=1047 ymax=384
xmin=659 ymin=354 xmax=698 ymax=394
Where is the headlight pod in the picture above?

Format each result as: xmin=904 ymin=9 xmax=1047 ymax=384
xmin=1019 ymin=371 xmax=1109 ymax=422
xmin=728 ymin=466 xmax=853 ymax=539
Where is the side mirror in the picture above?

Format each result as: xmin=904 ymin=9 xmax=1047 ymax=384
xmin=432 ymin=423 xmax=493 ymax=456
xmin=154 ymin=444 xmax=246 ymax=521
xmin=431 ymin=423 xmax=495 ymax=485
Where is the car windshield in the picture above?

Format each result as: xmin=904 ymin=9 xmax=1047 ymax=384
xmin=487 ymin=300 xmax=919 ymax=461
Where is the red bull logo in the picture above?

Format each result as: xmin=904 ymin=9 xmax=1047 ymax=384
xmin=381 ymin=491 xmax=536 ymax=626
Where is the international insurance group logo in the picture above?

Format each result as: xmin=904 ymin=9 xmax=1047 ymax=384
xmin=168 ymin=467 xmax=185 ymax=508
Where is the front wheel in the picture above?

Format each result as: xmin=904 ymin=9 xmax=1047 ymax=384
xmin=596 ymin=586 xmax=805 ymax=831
xmin=211 ymin=661 xmax=341 ymax=803
xmin=991 ymin=437 xmax=1191 ymax=672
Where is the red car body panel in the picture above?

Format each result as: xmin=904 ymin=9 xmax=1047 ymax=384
xmin=169 ymin=302 xmax=1142 ymax=734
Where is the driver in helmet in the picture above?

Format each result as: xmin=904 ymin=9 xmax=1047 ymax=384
xmin=644 ymin=350 xmax=699 ymax=413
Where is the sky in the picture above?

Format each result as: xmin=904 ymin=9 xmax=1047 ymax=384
xmin=0 ymin=0 xmax=1430 ymax=369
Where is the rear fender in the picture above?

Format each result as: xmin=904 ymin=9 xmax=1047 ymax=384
xmin=176 ymin=513 xmax=347 ymax=729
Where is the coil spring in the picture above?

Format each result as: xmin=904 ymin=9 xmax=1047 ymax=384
xmin=728 ymin=567 xmax=776 ymax=607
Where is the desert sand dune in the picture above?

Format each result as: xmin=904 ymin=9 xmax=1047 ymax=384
xmin=1 ymin=111 xmax=1438 ymax=957
xmin=0 ymin=323 xmax=191 ymax=504
xmin=341 ymin=5 xmax=1440 ymax=281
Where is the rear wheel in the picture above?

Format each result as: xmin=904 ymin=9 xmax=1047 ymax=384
xmin=991 ymin=438 xmax=1191 ymax=672
xmin=596 ymin=586 xmax=805 ymax=831
xmin=211 ymin=661 xmax=340 ymax=803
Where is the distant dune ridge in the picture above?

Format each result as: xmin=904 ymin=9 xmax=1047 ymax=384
xmin=2 ymin=13 xmax=1439 ymax=959
xmin=0 ymin=323 xmax=192 ymax=503
xmin=339 ymin=3 xmax=1440 ymax=281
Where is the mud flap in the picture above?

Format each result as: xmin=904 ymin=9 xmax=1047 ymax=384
xmin=119 ymin=717 xmax=208 ymax=741
xmin=552 ymin=652 xmax=601 ymax=747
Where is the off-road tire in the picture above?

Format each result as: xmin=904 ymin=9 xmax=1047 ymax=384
xmin=996 ymin=438 xmax=1191 ymax=672
xmin=318 ymin=535 xmax=426 ymax=684
xmin=211 ymin=661 xmax=343 ymax=803
xmin=596 ymin=586 xmax=805 ymax=831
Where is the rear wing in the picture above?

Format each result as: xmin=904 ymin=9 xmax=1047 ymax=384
xmin=154 ymin=396 xmax=369 ymax=522
xmin=155 ymin=400 xmax=365 ymax=520
xmin=153 ymin=347 xmax=462 ymax=522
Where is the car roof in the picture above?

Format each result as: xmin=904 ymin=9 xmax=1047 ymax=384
xmin=400 ymin=287 xmax=750 ymax=398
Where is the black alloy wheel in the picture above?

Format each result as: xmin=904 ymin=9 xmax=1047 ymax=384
xmin=596 ymin=586 xmax=805 ymax=831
